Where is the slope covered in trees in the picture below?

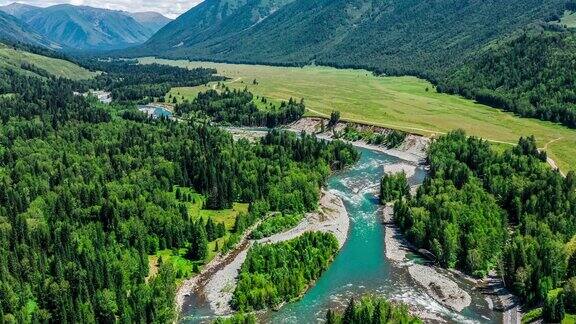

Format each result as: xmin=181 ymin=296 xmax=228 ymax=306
xmin=133 ymin=0 xmax=566 ymax=77
xmin=439 ymin=30 xmax=576 ymax=129
xmin=392 ymin=130 xmax=576 ymax=308
xmin=0 ymin=61 xmax=359 ymax=321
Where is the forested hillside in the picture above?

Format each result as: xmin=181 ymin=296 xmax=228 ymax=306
xmin=391 ymin=130 xmax=576 ymax=318
xmin=439 ymin=30 xmax=576 ymax=129
xmin=133 ymin=0 xmax=295 ymax=57
xmin=134 ymin=0 xmax=566 ymax=77
xmin=0 ymin=59 xmax=358 ymax=321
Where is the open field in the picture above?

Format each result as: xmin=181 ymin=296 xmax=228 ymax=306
xmin=559 ymin=10 xmax=576 ymax=28
xmin=0 ymin=43 xmax=96 ymax=80
xmin=141 ymin=57 xmax=576 ymax=173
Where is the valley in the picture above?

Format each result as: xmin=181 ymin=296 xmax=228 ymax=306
xmin=1 ymin=0 xmax=576 ymax=322
xmin=144 ymin=57 xmax=576 ymax=173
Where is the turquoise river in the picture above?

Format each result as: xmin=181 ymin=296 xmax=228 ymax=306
xmin=182 ymin=147 xmax=502 ymax=323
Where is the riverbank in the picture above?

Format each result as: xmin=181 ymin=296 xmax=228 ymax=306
xmin=256 ymin=190 xmax=349 ymax=248
xmin=185 ymin=190 xmax=350 ymax=316
xmin=175 ymin=221 xmax=259 ymax=315
xmin=288 ymin=117 xmax=429 ymax=164
xmin=382 ymin=185 xmax=521 ymax=322
xmin=382 ymin=205 xmax=472 ymax=313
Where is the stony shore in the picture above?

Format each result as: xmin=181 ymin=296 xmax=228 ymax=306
xmin=182 ymin=190 xmax=350 ymax=316
xmin=288 ymin=117 xmax=429 ymax=164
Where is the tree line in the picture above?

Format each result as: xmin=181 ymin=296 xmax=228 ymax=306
xmin=388 ymin=130 xmax=576 ymax=317
xmin=79 ymin=59 xmax=223 ymax=103
xmin=439 ymin=30 xmax=576 ymax=129
xmin=175 ymin=87 xmax=305 ymax=128
xmin=325 ymin=295 xmax=421 ymax=324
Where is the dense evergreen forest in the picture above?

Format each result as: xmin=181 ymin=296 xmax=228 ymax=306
xmin=232 ymin=232 xmax=339 ymax=311
xmin=325 ymin=295 xmax=421 ymax=324
xmin=81 ymin=59 xmax=223 ymax=102
xmin=0 ymin=60 xmax=359 ymax=322
xmin=379 ymin=173 xmax=410 ymax=203
xmin=175 ymin=87 xmax=305 ymax=128
xmin=390 ymin=130 xmax=576 ymax=318
xmin=439 ymin=30 xmax=576 ymax=129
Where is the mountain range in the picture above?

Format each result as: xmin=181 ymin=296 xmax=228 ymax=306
xmin=133 ymin=0 xmax=568 ymax=77
xmin=0 ymin=10 xmax=53 ymax=47
xmin=0 ymin=2 xmax=171 ymax=51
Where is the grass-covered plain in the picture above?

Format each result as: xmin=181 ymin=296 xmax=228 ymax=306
xmin=141 ymin=57 xmax=576 ymax=173
xmin=0 ymin=44 xmax=96 ymax=80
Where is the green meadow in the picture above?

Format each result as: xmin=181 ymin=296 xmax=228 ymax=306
xmin=0 ymin=43 xmax=96 ymax=80
xmin=141 ymin=57 xmax=576 ymax=173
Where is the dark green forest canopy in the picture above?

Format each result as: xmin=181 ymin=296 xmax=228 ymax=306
xmin=439 ymin=30 xmax=576 ymax=129
xmin=393 ymin=130 xmax=576 ymax=307
xmin=232 ymin=232 xmax=339 ymax=311
xmin=128 ymin=0 xmax=576 ymax=128
xmin=134 ymin=0 xmax=568 ymax=79
xmin=175 ymin=87 xmax=305 ymax=128
xmin=325 ymin=295 xmax=421 ymax=324
xmin=0 ymin=65 xmax=359 ymax=322
xmin=80 ymin=59 xmax=224 ymax=102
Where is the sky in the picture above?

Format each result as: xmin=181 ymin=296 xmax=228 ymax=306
xmin=0 ymin=0 xmax=203 ymax=18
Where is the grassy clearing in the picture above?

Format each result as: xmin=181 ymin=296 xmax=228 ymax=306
xmin=0 ymin=43 xmax=96 ymax=80
xmin=559 ymin=10 xmax=576 ymax=28
xmin=522 ymin=307 xmax=542 ymax=323
xmin=564 ymin=314 xmax=576 ymax=324
xmin=147 ymin=187 xmax=249 ymax=281
xmin=140 ymin=57 xmax=576 ymax=173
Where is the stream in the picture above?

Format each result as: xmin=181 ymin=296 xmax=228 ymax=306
xmin=181 ymin=146 xmax=501 ymax=323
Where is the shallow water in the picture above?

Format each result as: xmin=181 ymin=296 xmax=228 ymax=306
xmin=181 ymin=147 xmax=500 ymax=323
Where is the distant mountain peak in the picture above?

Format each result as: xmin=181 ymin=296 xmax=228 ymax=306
xmin=0 ymin=2 xmax=38 ymax=18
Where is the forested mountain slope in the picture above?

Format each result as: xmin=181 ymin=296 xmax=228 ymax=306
xmin=132 ymin=0 xmax=296 ymax=57
xmin=134 ymin=0 xmax=567 ymax=76
xmin=439 ymin=29 xmax=576 ymax=129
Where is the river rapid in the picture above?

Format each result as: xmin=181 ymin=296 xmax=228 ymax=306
xmin=181 ymin=146 xmax=501 ymax=323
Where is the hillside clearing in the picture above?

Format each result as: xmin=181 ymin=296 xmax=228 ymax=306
xmin=141 ymin=57 xmax=576 ymax=173
xmin=0 ymin=44 xmax=96 ymax=80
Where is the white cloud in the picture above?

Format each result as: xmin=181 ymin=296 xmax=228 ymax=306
xmin=0 ymin=0 xmax=203 ymax=18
